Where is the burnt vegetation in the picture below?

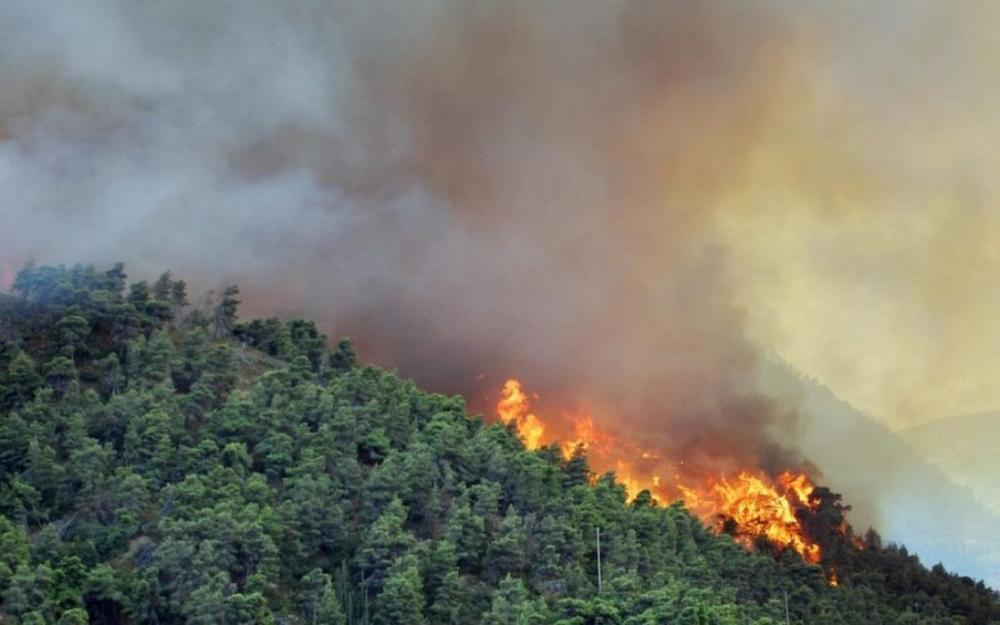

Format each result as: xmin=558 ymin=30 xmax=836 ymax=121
xmin=0 ymin=263 xmax=996 ymax=624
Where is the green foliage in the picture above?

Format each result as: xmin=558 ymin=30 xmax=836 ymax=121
xmin=375 ymin=555 xmax=426 ymax=625
xmin=482 ymin=575 xmax=548 ymax=625
xmin=329 ymin=338 xmax=358 ymax=374
xmin=299 ymin=568 xmax=346 ymax=625
xmin=211 ymin=286 xmax=240 ymax=339
xmin=0 ymin=262 xmax=995 ymax=625
xmin=5 ymin=351 xmax=41 ymax=409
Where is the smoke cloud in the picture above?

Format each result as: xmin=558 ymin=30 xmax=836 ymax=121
xmin=2 ymin=0 xmax=999 ymax=513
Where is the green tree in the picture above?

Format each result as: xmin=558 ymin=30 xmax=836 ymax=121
xmin=357 ymin=498 xmax=416 ymax=594
xmin=328 ymin=338 xmax=358 ymax=373
xmin=0 ymin=261 xmax=995 ymax=625
xmin=103 ymin=262 xmax=128 ymax=296
xmin=487 ymin=507 xmax=528 ymax=579
xmin=446 ymin=499 xmax=486 ymax=574
xmin=299 ymin=568 xmax=346 ymax=625
xmin=57 ymin=607 xmax=89 ymax=625
xmin=563 ymin=445 xmax=590 ymax=488
xmin=429 ymin=570 xmax=478 ymax=625
xmin=55 ymin=314 xmax=90 ymax=360
xmin=6 ymin=350 xmax=41 ymax=408
xmin=279 ymin=458 xmax=346 ymax=557
xmin=0 ymin=516 xmax=30 ymax=588
xmin=375 ymin=555 xmax=427 ymax=625
xmin=99 ymin=353 xmax=126 ymax=396
xmin=212 ymin=286 xmax=240 ymax=338
xmin=482 ymin=575 xmax=548 ymax=625
xmin=184 ymin=572 xmax=228 ymax=625
xmin=141 ymin=330 xmax=176 ymax=387
xmin=170 ymin=279 xmax=189 ymax=323
xmin=43 ymin=355 xmax=78 ymax=394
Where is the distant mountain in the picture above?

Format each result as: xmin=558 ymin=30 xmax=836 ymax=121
xmin=758 ymin=359 xmax=1000 ymax=589
xmin=898 ymin=410 xmax=1000 ymax=517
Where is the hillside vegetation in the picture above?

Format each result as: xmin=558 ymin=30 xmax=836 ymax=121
xmin=0 ymin=263 xmax=997 ymax=625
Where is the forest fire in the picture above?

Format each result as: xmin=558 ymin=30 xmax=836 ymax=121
xmin=495 ymin=378 xmax=824 ymax=564
xmin=496 ymin=379 xmax=546 ymax=450
xmin=679 ymin=471 xmax=822 ymax=563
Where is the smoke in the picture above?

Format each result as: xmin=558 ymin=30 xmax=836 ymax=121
xmin=2 ymin=1 xmax=999 ymax=491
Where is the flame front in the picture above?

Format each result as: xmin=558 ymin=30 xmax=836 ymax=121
xmin=679 ymin=471 xmax=821 ymax=563
xmin=495 ymin=378 xmax=823 ymax=564
xmin=497 ymin=379 xmax=545 ymax=451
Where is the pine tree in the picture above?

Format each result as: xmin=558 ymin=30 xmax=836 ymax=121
xmin=170 ymin=279 xmax=189 ymax=323
xmin=299 ymin=569 xmax=346 ymax=625
xmin=103 ymin=263 xmax=128 ymax=297
xmin=482 ymin=575 xmax=547 ymax=625
xmin=212 ymin=286 xmax=240 ymax=338
xmin=329 ymin=338 xmax=358 ymax=373
xmin=487 ymin=507 xmax=527 ymax=579
xmin=140 ymin=330 xmax=176 ymax=388
xmin=5 ymin=351 xmax=41 ymax=408
xmin=152 ymin=271 xmax=174 ymax=301
xmin=43 ymin=356 xmax=77 ymax=394
xmin=445 ymin=499 xmax=486 ymax=574
xmin=357 ymin=498 xmax=416 ymax=594
xmin=100 ymin=353 xmax=125 ymax=396
xmin=563 ymin=444 xmax=590 ymax=488
xmin=375 ymin=555 xmax=427 ymax=625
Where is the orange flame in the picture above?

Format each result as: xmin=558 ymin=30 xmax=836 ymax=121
xmin=560 ymin=415 xmax=596 ymax=458
xmin=679 ymin=471 xmax=821 ymax=563
xmin=497 ymin=379 xmax=545 ymax=450
xmin=494 ymin=378 xmax=823 ymax=563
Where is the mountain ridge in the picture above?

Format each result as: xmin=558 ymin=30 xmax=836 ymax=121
xmin=897 ymin=409 xmax=1000 ymax=518
xmin=758 ymin=359 xmax=1000 ymax=589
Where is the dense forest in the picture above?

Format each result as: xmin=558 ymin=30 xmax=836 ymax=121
xmin=0 ymin=263 xmax=996 ymax=625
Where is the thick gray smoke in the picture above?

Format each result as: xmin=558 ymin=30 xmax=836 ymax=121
xmin=0 ymin=0 xmax=818 ymax=481
xmin=2 ymin=0 xmax=999 ymax=527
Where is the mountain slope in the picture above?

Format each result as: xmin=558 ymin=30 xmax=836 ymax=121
xmin=898 ymin=411 xmax=1000 ymax=517
xmin=0 ymin=263 xmax=997 ymax=625
xmin=759 ymin=360 xmax=1000 ymax=590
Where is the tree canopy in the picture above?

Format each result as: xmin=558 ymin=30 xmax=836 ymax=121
xmin=0 ymin=263 xmax=996 ymax=624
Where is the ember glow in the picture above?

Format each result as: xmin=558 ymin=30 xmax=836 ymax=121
xmin=496 ymin=378 xmax=823 ymax=563
xmin=497 ymin=379 xmax=545 ymax=451
xmin=679 ymin=471 xmax=821 ymax=563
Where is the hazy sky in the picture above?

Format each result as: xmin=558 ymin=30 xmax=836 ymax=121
xmin=1 ymin=0 xmax=999 ymax=435
xmin=714 ymin=0 xmax=1000 ymax=428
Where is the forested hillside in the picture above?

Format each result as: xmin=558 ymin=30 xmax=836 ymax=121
xmin=0 ymin=263 xmax=996 ymax=625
